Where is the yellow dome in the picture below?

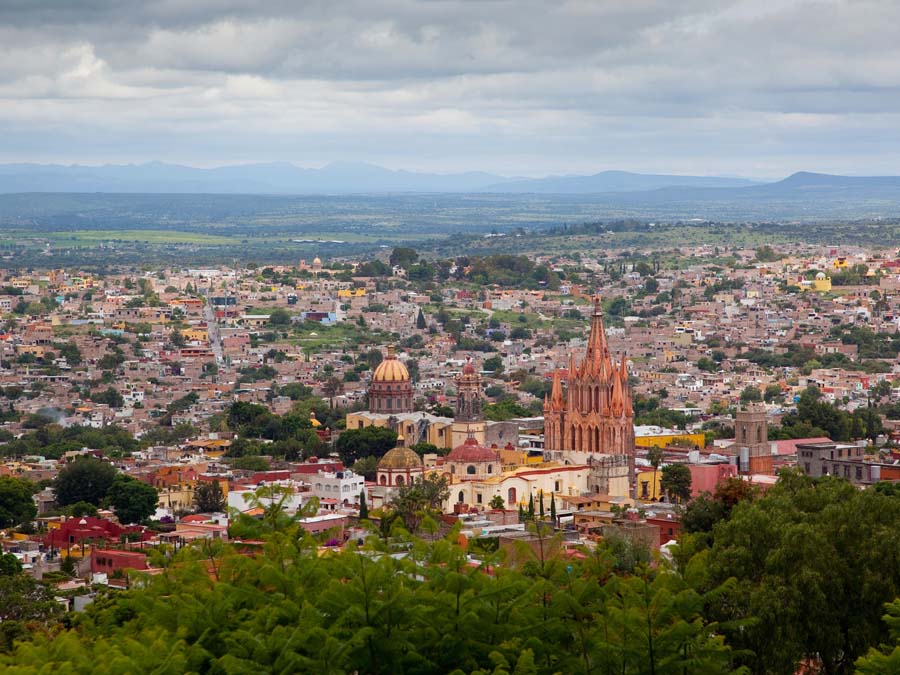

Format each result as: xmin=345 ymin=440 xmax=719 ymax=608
xmin=378 ymin=444 xmax=423 ymax=470
xmin=313 ymin=256 xmax=322 ymax=265
xmin=372 ymin=346 xmax=410 ymax=383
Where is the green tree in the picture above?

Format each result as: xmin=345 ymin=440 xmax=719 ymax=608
xmin=358 ymin=489 xmax=369 ymax=520
xmin=0 ymin=477 xmax=37 ymax=529
xmin=90 ymin=387 xmax=124 ymax=408
xmin=739 ymin=385 xmax=762 ymax=403
xmin=335 ymin=426 xmax=398 ymax=465
xmin=389 ymin=246 xmax=418 ymax=269
xmin=66 ymin=502 xmax=98 ymax=518
xmin=489 ymin=495 xmax=505 ymax=510
xmin=0 ymin=573 xmax=62 ymax=652
xmin=660 ymin=463 xmax=691 ymax=503
xmin=703 ymin=470 xmax=900 ymax=674
xmin=104 ymin=475 xmax=158 ymax=524
xmin=54 ymin=457 xmax=117 ymax=507
xmin=231 ymin=456 xmax=271 ymax=472
xmin=0 ymin=553 xmax=22 ymax=577
xmin=763 ymin=383 xmax=783 ymax=403
xmin=268 ymin=308 xmax=292 ymax=326
xmin=390 ymin=474 xmax=450 ymax=532
xmin=193 ymin=481 xmax=226 ymax=513
xmin=856 ymin=599 xmax=900 ymax=673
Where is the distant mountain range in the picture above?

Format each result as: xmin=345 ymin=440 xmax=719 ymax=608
xmin=0 ymin=161 xmax=757 ymax=194
xmin=1 ymin=162 xmax=900 ymax=206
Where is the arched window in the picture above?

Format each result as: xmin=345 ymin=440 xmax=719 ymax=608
xmin=458 ymin=490 xmax=465 ymax=503
xmin=487 ymin=464 xmax=493 ymax=474
xmin=508 ymin=487 xmax=517 ymax=504
xmin=467 ymin=465 xmax=476 ymax=475
xmin=450 ymin=465 xmax=455 ymax=474
xmin=396 ymin=475 xmax=404 ymax=486
xmin=379 ymin=475 xmax=387 ymax=485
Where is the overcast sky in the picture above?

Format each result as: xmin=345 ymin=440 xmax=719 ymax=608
xmin=2 ymin=0 xmax=899 ymax=178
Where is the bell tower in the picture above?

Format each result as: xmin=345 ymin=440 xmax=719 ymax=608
xmin=734 ymin=403 xmax=771 ymax=474
xmin=452 ymin=358 xmax=486 ymax=447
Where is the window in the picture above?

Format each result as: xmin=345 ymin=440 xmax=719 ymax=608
xmin=396 ymin=475 xmax=404 ymax=486
xmin=476 ymin=493 xmax=482 ymax=504
xmin=487 ymin=464 xmax=493 ymax=474
xmin=458 ymin=491 xmax=465 ymax=503
xmin=467 ymin=465 xmax=476 ymax=475
xmin=450 ymin=465 xmax=455 ymax=474
xmin=804 ymin=463 xmax=810 ymax=473
xmin=555 ymin=480 xmax=561 ymax=492
xmin=856 ymin=466 xmax=863 ymax=480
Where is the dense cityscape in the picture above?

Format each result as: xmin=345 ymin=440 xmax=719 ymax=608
xmin=0 ymin=242 xmax=897 ymax=672
xmin=5 ymin=0 xmax=900 ymax=673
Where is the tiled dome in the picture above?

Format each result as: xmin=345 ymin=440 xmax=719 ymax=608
xmin=372 ymin=347 xmax=410 ymax=383
xmin=447 ymin=436 xmax=499 ymax=463
xmin=378 ymin=444 xmax=423 ymax=470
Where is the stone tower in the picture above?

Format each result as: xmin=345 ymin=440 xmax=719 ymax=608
xmin=451 ymin=358 xmax=486 ymax=447
xmin=734 ymin=403 xmax=771 ymax=475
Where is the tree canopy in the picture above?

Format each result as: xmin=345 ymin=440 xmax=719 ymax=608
xmin=54 ymin=458 xmax=117 ymax=507
xmin=0 ymin=477 xmax=36 ymax=529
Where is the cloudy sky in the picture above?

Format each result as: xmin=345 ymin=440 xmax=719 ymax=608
xmin=2 ymin=0 xmax=899 ymax=178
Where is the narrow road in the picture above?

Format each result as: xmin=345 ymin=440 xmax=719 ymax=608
xmin=204 ymin=300 xmax=225 ymax=367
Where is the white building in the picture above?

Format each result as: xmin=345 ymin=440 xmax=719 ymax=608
xmin=310 ymin=469 xmax=365 ymax=507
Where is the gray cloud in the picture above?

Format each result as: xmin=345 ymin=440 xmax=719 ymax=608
xmin=1 ymin=0 xmax=899 ymax=176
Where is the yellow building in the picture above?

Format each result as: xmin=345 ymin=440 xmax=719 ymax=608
xmin=345 ymin=411 xmax=455 ymax=449
xmin=634 ymin=428 xmax=705 ymax=450
xmin=796 ymin=272 xmax=832 ymax=293
xmin=635 ymin=469 xmax=663 ymax=501
xmin=15 ymin=344 xmax=45 ymax=358
xmin=181 ymin=327 xmax=209 ymax=342
xmin=337 ymin=288 xmax=367 ymax=298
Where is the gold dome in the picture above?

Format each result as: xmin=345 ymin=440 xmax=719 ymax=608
xmin=372 ymin=346 xmax=410 ymax=383
xmin=378 ymin=443 xmax=423 ymax=470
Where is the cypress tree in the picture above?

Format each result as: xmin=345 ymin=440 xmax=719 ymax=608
xmin=416 ymin=309 xmax=426 ymax=329
xmin=538 ymin=490 xmax=545 ymax=519
xmin=358 ymin=489 xmax=369 ymax=520
xmin=518 ymin=503 xmax=525 ymax=522
xmin=527 ymin=493 xmax=534 ymax=520
xmin=550 ymin=492 xmax=556 ymax=524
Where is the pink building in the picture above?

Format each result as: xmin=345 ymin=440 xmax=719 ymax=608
xmin=689 ymin=463 xmax=738 ymax=497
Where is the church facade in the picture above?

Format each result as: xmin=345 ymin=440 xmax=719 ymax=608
xmin=543 ymin=300 xmax=635 ymax=464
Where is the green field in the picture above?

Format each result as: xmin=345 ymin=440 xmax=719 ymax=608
xmin=45 ymin=229 xmax=237 ymax=245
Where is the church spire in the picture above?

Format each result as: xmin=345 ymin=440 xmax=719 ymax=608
xmin=549 ymin=367 xmax=564 ymax=411
xmin=585 ymin=297 xmax=607 ymax=368
xmin=620 ymin=353 xmax=633 ymax=417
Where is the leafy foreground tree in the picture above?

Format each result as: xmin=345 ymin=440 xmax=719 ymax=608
xmin=856 ymin=599 xmax=900 ymax=673
xmin=693 ymin=470 xmax=900 ymax=674
xmin=0 ymin=572 xmax=62 ymax=653
xmin=1 ymin=525 xmax=744 ymax=674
